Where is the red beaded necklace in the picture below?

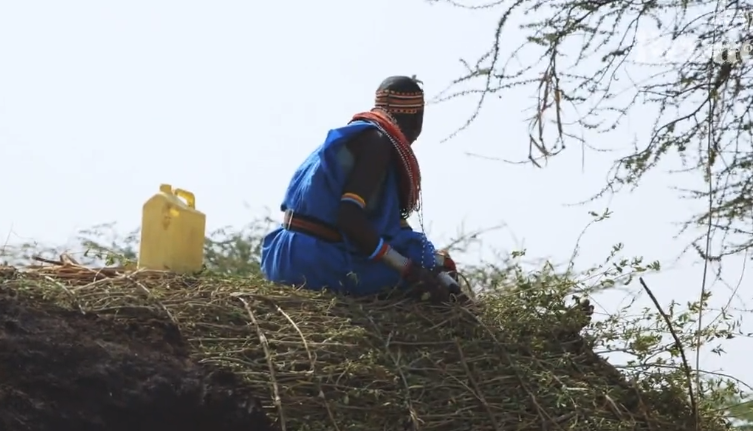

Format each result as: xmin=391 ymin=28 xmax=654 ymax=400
xmin=350 ymin=109 xmax=421 ymax=217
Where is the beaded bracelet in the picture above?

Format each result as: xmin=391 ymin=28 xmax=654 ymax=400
xmin=367 ymin=238 xmax=390 ymax=260
xmin=341 ymin=192 xmax=366 ymax=209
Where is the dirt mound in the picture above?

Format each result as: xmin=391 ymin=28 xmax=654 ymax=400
xmin=0 ymin=262 xmax=730 ymax=431
xmin=0 ymin=287 xmax=274 ymax=431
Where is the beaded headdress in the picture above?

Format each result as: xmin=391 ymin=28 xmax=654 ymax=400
xmin=374 ymin=89 xmax=424 ymax=115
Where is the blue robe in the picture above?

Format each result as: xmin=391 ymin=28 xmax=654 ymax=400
xmin=260 ymin=120 xmax=438 ymax=295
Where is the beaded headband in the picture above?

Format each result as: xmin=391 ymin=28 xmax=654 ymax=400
xmin=375 ymin=90 xmax=424 ymax=115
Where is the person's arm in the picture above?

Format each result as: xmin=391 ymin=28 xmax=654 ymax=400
xmin=335 ymin=129 xmax=410 ymax=272
xmin=336 ymin=128 xmax=391 ymax=252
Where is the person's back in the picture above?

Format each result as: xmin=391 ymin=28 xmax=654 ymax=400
xmin=261 ymin=76 xmax=457 ymax=298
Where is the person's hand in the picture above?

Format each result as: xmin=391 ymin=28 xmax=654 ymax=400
xmin=402 ymin=261 xmax=450 ymax=303
xmin=436 ymin=250 xmax=457 ymax=271
xmin=435 ymin=250 xmax=457 ymax=279
xmin=402 ymin=261 xmax=440 ymax=287
xmin=433 ymin=251 xmax=472 ymax=303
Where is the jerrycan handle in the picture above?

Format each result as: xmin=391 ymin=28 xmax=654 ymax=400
xmin=159 ymin=184 xmax=196 ymax=209
xmin=174 ymin=189 xmax=196 ymax=209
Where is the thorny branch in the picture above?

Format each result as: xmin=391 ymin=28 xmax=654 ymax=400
xmin=639 ymin=277 xmax=700 ymax=431
xmin=431 ymin=0 xmax=753 ymax=258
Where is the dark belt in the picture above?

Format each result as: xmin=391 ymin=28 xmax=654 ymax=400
xmin=282 ymin=210 xmax=343 ymax=242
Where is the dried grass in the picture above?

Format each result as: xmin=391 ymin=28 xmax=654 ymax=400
xmin=0 ymin=258 xmax=727 ymax=431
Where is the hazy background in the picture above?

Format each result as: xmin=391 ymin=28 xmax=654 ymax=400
xmin=1 ymin=1 xmax=748 ymax=385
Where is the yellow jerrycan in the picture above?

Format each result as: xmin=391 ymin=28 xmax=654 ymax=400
xmin=138 ymin=184 xmax=206 ymax=274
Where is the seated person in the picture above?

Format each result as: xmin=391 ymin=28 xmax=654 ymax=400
xmin=260 ymin=76 xmax=457 ymax=299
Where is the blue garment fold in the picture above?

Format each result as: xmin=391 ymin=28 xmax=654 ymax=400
xmin=261 ymin=121 xmax=437 ymax=295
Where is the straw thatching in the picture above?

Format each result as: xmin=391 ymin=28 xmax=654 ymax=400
xmin=0 ymin=259 xmax=728 ymax=431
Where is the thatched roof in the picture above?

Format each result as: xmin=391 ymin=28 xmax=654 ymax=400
xmin=0 ymin=262 xmax=727 ymax=431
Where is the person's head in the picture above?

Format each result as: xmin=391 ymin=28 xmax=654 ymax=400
xmin=374 ymin=76 xmax=424 ymax=143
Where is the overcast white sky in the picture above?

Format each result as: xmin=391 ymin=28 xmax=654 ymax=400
xmin=1 ymin=1 xmax=750 ymax=389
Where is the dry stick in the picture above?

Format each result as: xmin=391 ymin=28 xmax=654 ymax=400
xmin=237 ymin=296 xmax=287 ymax=431
xmin=698 ymin=15 xmax=720 ymax=400
xmin=27 ymin=262 xmax=125 ymax=282
xmin=365 ymin=314 xmax=421 ymax=430
xmin=454 ymin=339 xmax=500 ymax=431
xmin=42 ymin=275 xmax=85 ymax=314
xmin=60 ymin=253 xmax=80 ymax=265
xmin=32 ymin=255 xmax=64 ymax=266
xmin=457 ymin=306 xmax=563 ymax=430
xmin=40 ymin=266 xmax=178 ymax=324
xmin=638 ymin=277 xmax=699 ymax=431
xmin=71 ymin=276 xmax=122 ymax=292
xmin=126 ymin=273 xmax=178 ymax=325
xmin=265 ymin=297 xmax=341 ymax=431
